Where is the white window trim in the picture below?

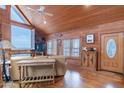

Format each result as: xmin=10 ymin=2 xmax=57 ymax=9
xmin=63 ymin=38 xmax=80 ymax=57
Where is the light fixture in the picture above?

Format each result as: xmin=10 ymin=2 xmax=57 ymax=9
xmin=43 ymin=20 xmax=47 ymax=24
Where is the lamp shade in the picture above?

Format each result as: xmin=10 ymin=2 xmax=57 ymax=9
xmin=0 ymin=40 xmax=16 ymax=49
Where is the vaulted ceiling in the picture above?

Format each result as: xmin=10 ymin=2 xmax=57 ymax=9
xmin=17 ymin=5 xmax=124 ymax=35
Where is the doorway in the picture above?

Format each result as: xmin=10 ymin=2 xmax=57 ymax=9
xmin=101 ymin=33 xmax=124 ymax=73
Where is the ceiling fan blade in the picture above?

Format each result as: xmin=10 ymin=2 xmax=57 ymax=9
xmin=26 ymin=7 xmax=43 ymax=15
xmin=44 ymin=12 xmax=53 ymax=16
xmin=27 ymin=7 xmax=36 ymax=11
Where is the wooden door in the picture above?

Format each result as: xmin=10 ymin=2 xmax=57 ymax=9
xmin=101 ymin=33 xmax=124 ymax=73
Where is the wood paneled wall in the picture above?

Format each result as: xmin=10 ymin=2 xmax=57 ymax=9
xmin=0 ymin=6 xmax=11 ymax=40
xmin=47 ymin=20 xmax=124 ymax=70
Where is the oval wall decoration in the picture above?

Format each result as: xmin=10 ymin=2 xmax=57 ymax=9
xmin=106 ymin=39 xmax=116 ymax=58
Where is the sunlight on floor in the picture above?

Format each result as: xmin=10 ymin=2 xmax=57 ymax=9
xmin=104 ymin=84 xmax=114 ymax=88
xmin=64 ymin=70 xmax=83 ymax=88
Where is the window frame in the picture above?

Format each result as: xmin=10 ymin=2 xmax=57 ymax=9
xmin=63 ymin=39 xmax=71 ymax=57
xmin=47 ymin=40 xmax=53 ymax=55
xmin=71 ymin=38 xmax=80 ymax=57
xmin=10 ymin=5 xmax=35 ymax=50
xmin=11 ymin=25 xmax=35 ymax=50
xmin=63 ymin=38 xmax=80 ymax=57
xmin=47 ymin=40 xmax=57 ymax=55
xmin=52 ymin=40 xmax=57 ymax=55
xmin=10 ymin=5 xmax=29 ymax=25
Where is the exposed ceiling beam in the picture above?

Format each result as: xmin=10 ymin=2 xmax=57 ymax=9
xmin=15 ymin=5 xmax=34 ymax=28
xmin=11 ymin=20 xmax=34 ymax=29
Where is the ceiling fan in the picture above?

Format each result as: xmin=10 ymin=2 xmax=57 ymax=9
xmin=26 ymin=6 xmax=53 ymax=24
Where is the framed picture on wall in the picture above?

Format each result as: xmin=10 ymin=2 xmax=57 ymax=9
xmin=86 ymin=34 xmax=94 ymax=43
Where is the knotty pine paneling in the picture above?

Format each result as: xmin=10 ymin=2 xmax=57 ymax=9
xmin=47 ymin=20 xmax=124 ymax=70
xmin=0 ymin=6 xmax=11 ymax=40
xmin=19 ymin=5 xmax=124 ymax=34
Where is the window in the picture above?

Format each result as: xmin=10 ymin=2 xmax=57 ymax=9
xmin=63 ymin=40 xmax=71 ymax=56
xmin=47 ymin=40 xmax=57 ymax=55
xmin=47 ymin=41 xmax=52 ymax=55
xmin=63 ymin=38 xmax=80 ymax=57
xmin=11 ymin=6 xmax=28 ymax=24
xmin=0 ymin=5 xmax=6 ymax=9
xmin=71 ymin=39 xmax=80 ymax=57
xmin=53 ymin=40 xmax=57 ymax=55
xmin=11 ymin=25 xmax=34 ymax=50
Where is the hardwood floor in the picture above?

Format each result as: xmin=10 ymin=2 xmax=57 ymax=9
xmin=3 ymin=60 xmax=124 ymax=88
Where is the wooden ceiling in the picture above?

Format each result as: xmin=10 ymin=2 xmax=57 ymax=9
xmin=18 ymin=5 xmax=124 ymax=35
